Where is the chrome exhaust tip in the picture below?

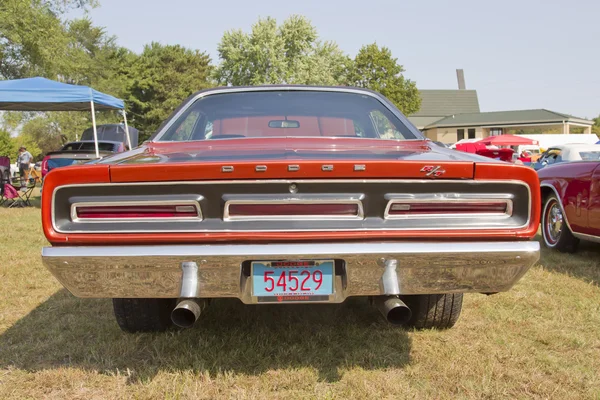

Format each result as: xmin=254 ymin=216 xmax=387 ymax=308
xmin=374 ymin=296 xmax=412 ymax=325
xmin=171 ymin=299 xmax=208 ymax=328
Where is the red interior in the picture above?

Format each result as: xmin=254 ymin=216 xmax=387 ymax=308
xmin=211 ymin=116 xmax=356 ymax=138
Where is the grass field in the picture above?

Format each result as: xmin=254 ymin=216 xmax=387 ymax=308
xmin=0 ymin=204 xmax=599 ymax=399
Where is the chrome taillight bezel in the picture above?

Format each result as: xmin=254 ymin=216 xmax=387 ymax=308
xmin=70 ymin=200 xmax=203 ymax=222
xmin=223 ymin=198 xmax=365 ymax=221
xmin=384 ymin=193 xmax=514 ymax=219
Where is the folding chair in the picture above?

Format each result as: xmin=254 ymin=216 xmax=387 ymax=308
xmin=16 ymin=178 xmax=37 ymax=207
xmin=1 ymin=183 xmax=23 ymax=208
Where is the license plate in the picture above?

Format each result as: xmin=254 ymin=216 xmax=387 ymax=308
xmin=251 ymin=260 xmax=334 ymax=302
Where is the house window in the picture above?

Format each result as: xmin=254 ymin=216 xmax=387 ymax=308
xmin=468 ymin=128 xmax=476 ymax=139
xmin=457 ymin=129 xmax=465 ymax=141
xmin=490 ymin=128 xmax=502 ymax=136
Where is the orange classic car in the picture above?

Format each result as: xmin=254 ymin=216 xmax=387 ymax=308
xmin=41 ymin=86 xmax=541 ymax=333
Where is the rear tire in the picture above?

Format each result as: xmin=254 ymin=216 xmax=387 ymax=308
xmin=542 ymin=194 xmax=579 ymax=253
xmin=401 ymin=293 xmax=463 ymax=329
xmin=112 ymin=298 xmax=176 ymax=333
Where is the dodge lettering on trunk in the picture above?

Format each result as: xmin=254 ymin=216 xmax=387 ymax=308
xmin=41 ymin=86 xmax=541 ymax=332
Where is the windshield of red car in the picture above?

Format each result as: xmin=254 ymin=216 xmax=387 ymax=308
xmin=156 ymin=91 xmax=420 ymax=142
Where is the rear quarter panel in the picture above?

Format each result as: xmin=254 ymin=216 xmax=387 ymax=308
xmin=538 ymin=161 xmax=599 ymax=235
xmin=589 ymin=164 xmax=600 ymax=236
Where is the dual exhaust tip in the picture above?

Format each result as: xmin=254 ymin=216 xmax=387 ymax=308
xmin=170 ymin=296 xmax=411 ymax=329
xmin=373 ymin=296 xmax=412 ymax=326
xmin=171 ymin=299 xmax=208 ymax=328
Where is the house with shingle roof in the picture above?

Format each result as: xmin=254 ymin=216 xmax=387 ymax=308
xmin=408 ymin=70 xmax=594 ymax=144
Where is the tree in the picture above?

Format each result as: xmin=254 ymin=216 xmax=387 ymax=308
xmin=216 ymin=15 xmax=349 ymax=86
xmin=346 ymin=43 xmax=421 ymax=115
xmin=0 ymin=0 xmax=97 ymax=79
xmin=0 ymin=129 xmax=16 ymax=157
xmin=593 ymin=115 xmax=600 ymax=136
xmin=124 ymin=43 xmax=213 ymax=140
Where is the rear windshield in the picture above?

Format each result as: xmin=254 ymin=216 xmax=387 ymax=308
xmin=579 ymin=151 xmax=600 ymax=161
xmin=61 ymin=142 xmax=116 ymax=152
xmin=156 ymin=91 xmax=420 ymax=142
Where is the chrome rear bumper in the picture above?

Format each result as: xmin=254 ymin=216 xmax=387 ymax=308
xmin=41 ymin=241 xmax=540 ymax=303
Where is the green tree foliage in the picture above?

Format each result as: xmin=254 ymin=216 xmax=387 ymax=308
xmin=593 ymin=115 xmax=600 ymax=136
xmin=124 ymin=42 xmax=213 ymax=140
xmin=216 ymin=15 xmax=349 ymax=86
xmin=0 ymin=129 xmax=17 ymax=157
xmin=346 ymin=43 xmax=421 ymax=115
xmin=0 ymin=0 xmax=97 ymax=79
xmin=64 ymin=18 xmax=135 ymax=93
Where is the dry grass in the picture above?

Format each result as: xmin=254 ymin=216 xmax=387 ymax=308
xmin=0 ymin=204 xmax=599 ymax=399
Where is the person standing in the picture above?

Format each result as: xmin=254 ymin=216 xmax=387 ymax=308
xmin=17 ymin=146 xmax=33 ymax=190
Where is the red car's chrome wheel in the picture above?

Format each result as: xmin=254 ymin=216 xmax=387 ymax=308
xmin=543 ymin=198 xmax=563 ymax=246
xmin=542 ymin=194 xmax=579 ymax=252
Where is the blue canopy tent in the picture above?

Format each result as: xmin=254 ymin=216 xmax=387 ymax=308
xmin=0 ymin=77 xmax=131 ymax=158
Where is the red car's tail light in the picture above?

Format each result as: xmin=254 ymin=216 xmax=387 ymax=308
xmin=386 ymin=200 xmax=511 ymax=218
xmin=73 ymin=204 xmax=201 ymax=220
xmin=225 ymin=202 xmax=363 ymax=220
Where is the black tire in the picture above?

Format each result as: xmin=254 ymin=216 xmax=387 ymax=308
xmin=112 ymin=298 xmax=177 ymax=333
xmin=401 ymin=293 xmax=463 ymax=329
xmin=542 ymin=194 xmax=579 ymax=253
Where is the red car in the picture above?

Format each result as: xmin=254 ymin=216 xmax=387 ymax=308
xmin=40 ymin=86 xmax=541 ymax=333
xmin=539 ymin=160 xmax=600 ymax=252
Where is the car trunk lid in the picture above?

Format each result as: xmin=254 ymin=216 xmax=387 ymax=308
xmin=107 ymin=138 xmax=477 ymax=182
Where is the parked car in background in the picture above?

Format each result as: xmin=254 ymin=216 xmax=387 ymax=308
xmin=41 ymin=140 xmax=126 ymax=179
xmin=41 ymin=86 xmax=541 ymax=333
xmin=539 ymin=159 xmax=600 ymax=252
xmin=41 ymin=124 xmax=139 ymax=179
xmin=533 ymin=144 xmax=600 ymax=171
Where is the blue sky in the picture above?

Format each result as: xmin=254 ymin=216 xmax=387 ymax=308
xmin=70 ymin=0 xmax=599 ymax=119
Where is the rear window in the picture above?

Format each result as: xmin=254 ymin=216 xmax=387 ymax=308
xmin=579 ymin=151 xmax=600 ymax=161
xmin=156 ymin=91 xmax=419 ymax=142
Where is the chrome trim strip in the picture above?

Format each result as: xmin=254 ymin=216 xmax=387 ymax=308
xmin=223 ymin=197 xmax=365 ymax=221
xmin=41 ymin=241 xmax=540 ymax=300
xmin=42 ymin=241 xmax=540 ymax=259
xmin=51 ymin=179 xmax=531 ymax=234
xmin=573 ymin=232 xmax=600 ymax=244
xmin=541 ymin=183 xmax=600 ymax=244
xmin=70 ymin=199 xmax=203 ymax=223
xmin=150 ymin=86 xmax=425 ymax=142
xmin=384 ymin=193 xmax=514 ymax=220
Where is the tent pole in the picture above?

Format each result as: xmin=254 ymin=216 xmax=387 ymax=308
xmin=122 ymin=110 xmax=132 ymax=150
xmin=90 ymin=101 xmax=100 ymax=158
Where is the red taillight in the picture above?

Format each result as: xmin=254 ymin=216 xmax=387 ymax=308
xmin=226 ymin=203 xmax=361 ymax=219
xmin=387 ymin=201 xmax=509 ymax=216
xmin=75 ymin=204 xmax=199 ymax=219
